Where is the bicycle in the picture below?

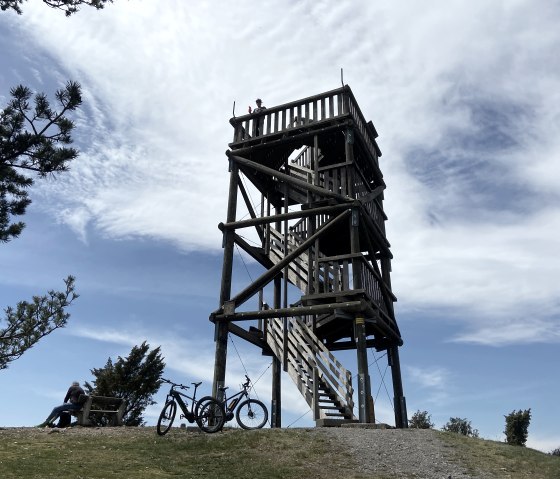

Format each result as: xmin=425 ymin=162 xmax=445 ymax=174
xmin=197 ymin=375 xmax=268 ymax=430
xmin=156 ymin=378 xmax=225 ymax=435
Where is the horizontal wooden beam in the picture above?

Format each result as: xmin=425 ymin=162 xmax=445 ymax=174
xmin=232 ymin=233 xmax=272 ymax=267
xmin=228 ymin=154 xmax=352 ymax=203
xmin=226 ymin=322 xmax=269 ymax=351
xmin=213 ymin=300 xmax=364 ymax=321
xmin=219 ymin=202 xmax=352 ymax=231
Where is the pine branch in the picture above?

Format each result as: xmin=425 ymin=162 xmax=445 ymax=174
xmin=0 ymin=276 xmax=78 ymax=369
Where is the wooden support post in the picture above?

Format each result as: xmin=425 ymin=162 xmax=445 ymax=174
xmin=271 ymin=355 xmax=282 ymax=428
xmin=354 ymin=314 xmax=372 ymax=423
xmin=312 ymin=365 xmax=320 ymax=421
xmin=388 ymin=345 xmax=408 ymax=428
xmin=271 ymin=273 xmax=282 ymax=427
xmin=212 ymin=161 xmax=239 ymax=401
xmin=272 ymin=197 xmax=283 ymax=427
xmin=347 ymin=124 xmax=374 ymax=423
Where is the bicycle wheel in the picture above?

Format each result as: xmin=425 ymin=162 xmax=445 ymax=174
xmin=236 ymin=399 xmax=268 ymax=429
xmin=196 ymin=398 xmax=225 ymax=433
xmin=194 ymin=395 xmax=213 ymax=419
xmin=156 ymin=400 xmax=177 ymax=436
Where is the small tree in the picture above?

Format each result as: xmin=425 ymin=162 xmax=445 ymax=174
xmin=408 ymin=410 xmax=435 ymax=429
xmin=85 ymin=341 xmax=166 ymax=426
xmin=504 ymin=409 xmax=531 ymax=446
xmin=442 ymin=417 xmax=479 ymax=438
xmin=0 ymin=276 xmax=77 ymax=369
xmin=550 ymin=447 xmax=560 ymax=457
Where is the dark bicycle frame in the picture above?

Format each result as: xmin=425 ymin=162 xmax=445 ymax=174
xmin=162 ymin=379 xmax=202 ymax=423
xmin=220 ymin=376 xmax=254 ymax=421
xmin=201 ymin=374 xmax=267 ymax=429
xmin=156 ymin=378 xmax=225 ymax=436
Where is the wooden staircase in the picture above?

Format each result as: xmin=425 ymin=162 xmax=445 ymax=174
xmin=261 ymin=149 xmax=358 ymax=425
xmin=265 ymin=315 xmax=356 ymax=425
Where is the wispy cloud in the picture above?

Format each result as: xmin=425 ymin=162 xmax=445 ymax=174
xmin=2 ymin=0 xmax=559 ymax=345
xmin=452 ymin=318 xmax=560 ymax=346
xmin=70 ymin=326 xmax=218 ymax=381
xmin=407 ymin=366 xmax=450 ymax=406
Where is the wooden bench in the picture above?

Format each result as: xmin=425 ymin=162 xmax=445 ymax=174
xmin=72 ymin=395 xmax=127 ymax=426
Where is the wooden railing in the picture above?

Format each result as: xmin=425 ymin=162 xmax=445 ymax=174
xmin=317 ymin=255 xmax=351 ymax=294
xmin=358 ymin=256 xmax=389 ymax=317
xmin=265 ymin=315 xmax=355 ymax=420
xmin=230 ymin=86 xmax=381 ymax=166
xmin=315 ymin=254 xmax=390 ymax=316
xmin=344 ymin=88 xmax=382 ymax=164
xmin=231 ymin=87 xmax=346 ymax=144
xmin=286 ymin=144 xmax=386 ymax=237
xmin=268 ymin=226 xmax=309 ymax=293
xmin=318 ymin=164 xmax=352 ymax=197
xmin=354 ymin=168 xmax=386 ymax=236
xmin=291 ymin=146 xmax=314 ymax=169
xmin=285 ymin=162 xmax=313 ymax=185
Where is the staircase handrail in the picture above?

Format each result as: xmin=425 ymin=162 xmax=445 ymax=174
xmin=288 ymin=318 xmax=354 ymax=409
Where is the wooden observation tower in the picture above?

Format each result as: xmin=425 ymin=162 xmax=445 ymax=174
xmin=210 ymin=85 xmax=408 ymax=428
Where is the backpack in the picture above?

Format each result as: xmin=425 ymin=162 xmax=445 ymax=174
xmin=57 ymin=412 xmax=72 ymax=428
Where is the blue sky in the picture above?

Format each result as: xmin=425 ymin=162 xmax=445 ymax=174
xmin=1 ymin=0 xmax=559 ymax=452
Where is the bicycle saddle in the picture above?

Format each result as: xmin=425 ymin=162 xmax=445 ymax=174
xmin=218 ymin=386 xmax=229 ymax=392
xmin=191 ymin=381 xmax=202 ymax=387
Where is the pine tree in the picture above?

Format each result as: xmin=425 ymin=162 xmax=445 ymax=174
xmin=0 ymin=276 xmax=78 ymax=370
xmin=504 ymin=409 xmax=531 ymax=446
xmin=85 ymin=342 xmax=166 ymax=426
xmin=1 ymin=82 xmax=82 ymax=242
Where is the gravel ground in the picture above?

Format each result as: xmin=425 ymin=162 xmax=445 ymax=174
xmin=317 ymin=427 xmax=488 ymax=479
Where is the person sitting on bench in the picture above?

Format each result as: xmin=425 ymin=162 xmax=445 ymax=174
xmin=36 ymin=381 xmax=85 ymax=427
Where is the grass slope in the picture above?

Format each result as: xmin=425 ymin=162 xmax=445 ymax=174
xmin=439 ymin=431 xmax=560 ymax=478
xmin=0 ymin=427 xmax=558 ymax=479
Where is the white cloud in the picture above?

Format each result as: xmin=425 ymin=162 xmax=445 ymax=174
xmin=452 ymin=318 xmax=560 ymax=346
xmin=407 ymin=366 xmax=450 ymax=406
xmin=3 ymin=0 xmax=560 ymax=343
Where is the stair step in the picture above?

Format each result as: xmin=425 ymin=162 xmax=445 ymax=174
xmin=316 ymin=418 xmax=359 ymax=427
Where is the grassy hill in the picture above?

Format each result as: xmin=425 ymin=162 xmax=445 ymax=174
xmin=0 ymin=426 xmax=558 ymax=478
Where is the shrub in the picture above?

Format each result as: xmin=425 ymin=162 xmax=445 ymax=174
xmin=84 ymin=341 xmax=165 ymax=426
xmin=550 ymin=447 xmax=560 ymax=457
xmin=442 ymin=417 xmax=479 ymax=438
xmin=504 ymin=409 xmax=531 ymax=446
xmin=408 ymin=410 xmax=434 ymax=429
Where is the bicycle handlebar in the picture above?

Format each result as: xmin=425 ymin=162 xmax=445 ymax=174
xmin=161 ymin=378 xmax=190 ymax=390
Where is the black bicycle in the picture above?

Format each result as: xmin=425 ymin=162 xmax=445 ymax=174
xmin=197 ymin=375 xmax=268 ymax=430
xmin=156 ymin=379 xmax=225 ymax=435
